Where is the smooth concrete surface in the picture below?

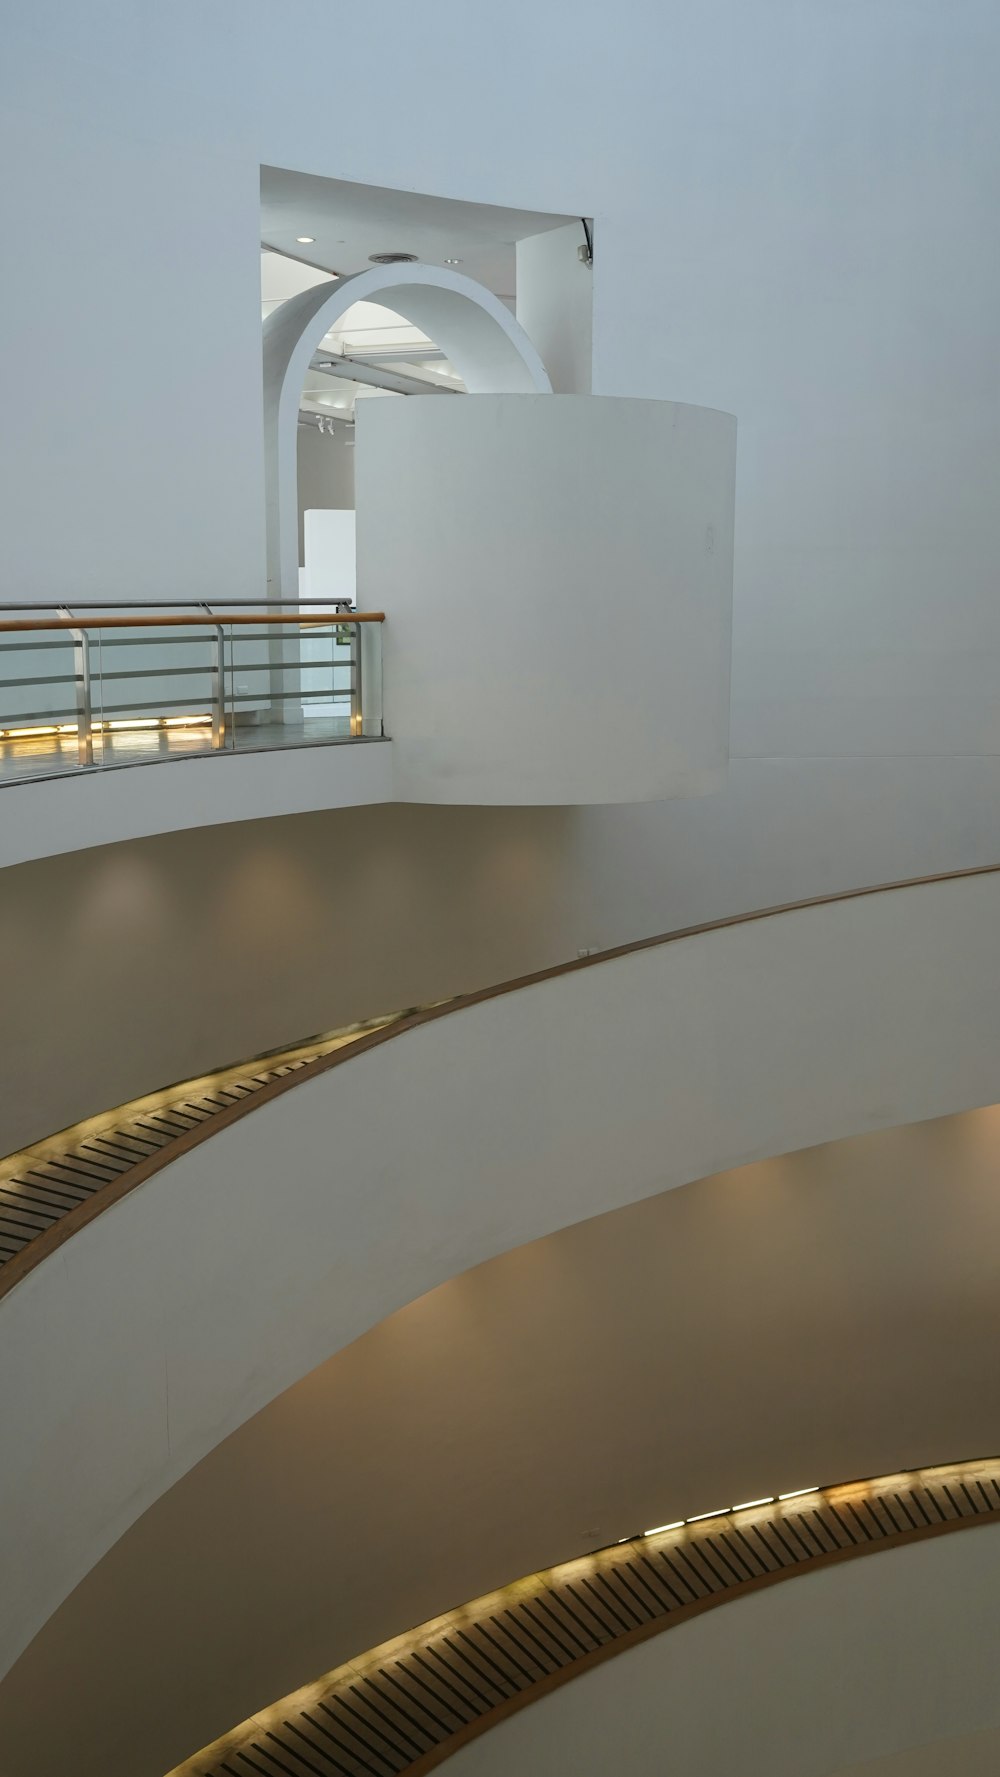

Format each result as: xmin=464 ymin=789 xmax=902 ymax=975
xmin=2 ymin=5 xmax=997 ymax=765
xmin=361 ymin=394 xmax=735 ymax=804
xmin=3 ymin=872 xmax=1000 ymax=1693
xmin=444 ymin=1528 xmax=1000 ymax=1777
xmin=837 ymin=1725 xmax=1000 ymax=1777
xmin=3 ymin=1109 xmax=998 ymax=1775
xmin=516 ymin=220 xmax=594 ymax=393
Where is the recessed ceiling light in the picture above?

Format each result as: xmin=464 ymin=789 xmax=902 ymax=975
xmin=296 ymin=235 xmax=315 ymax=244
xmin=445 ymin=258 xmax=462 ymax=265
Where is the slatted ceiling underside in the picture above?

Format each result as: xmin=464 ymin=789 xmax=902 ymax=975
xmin=0 ymin=1044 xmax=365 ymax=1269
xmin=172 ymin=1459 xmax=1000 ymax=1777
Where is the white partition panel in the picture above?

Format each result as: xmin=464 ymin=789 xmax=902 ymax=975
xmin=356 ymin=394 xmax=736 ymax=805
xmin=303 ymin=510 xmax=357 ymax=606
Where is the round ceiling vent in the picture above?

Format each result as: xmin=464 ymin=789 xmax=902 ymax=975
xmin=368 ymin=251 xmax=418 ymax=265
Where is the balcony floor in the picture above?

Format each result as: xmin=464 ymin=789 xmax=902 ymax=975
xmin=0 ymin=715 xmax=364 ymax=784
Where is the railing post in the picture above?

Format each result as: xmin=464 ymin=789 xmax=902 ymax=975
xmin=350 ymin=619 xmax=363 ymax=737
xmin=61 ymin=609 xmax=93 ymax=767
xmin=211 ymin=625 xmax=226 ymax=749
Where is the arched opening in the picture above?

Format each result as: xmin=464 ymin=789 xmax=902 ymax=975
xmin=263 ymin=263 xmax=552 ymax=605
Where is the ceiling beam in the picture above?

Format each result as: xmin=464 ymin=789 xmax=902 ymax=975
xmin=309 ymin=353 xmax=461 ymax=396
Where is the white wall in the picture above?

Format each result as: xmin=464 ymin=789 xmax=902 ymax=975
xmin=296 ymin=425 xmax=354 ymax=563
xmin=1 ymin=1 xmax=996 ymax=766
xmin=445 ymin=1528 xmax=1000 ymax=1777
xmin=3 ymin=871 xmax=1000 ymax=1684
xmin=516 ymin=221 xmax=593 ymax=392
xmin=362 ymin=394 xmax=735 ymax=803
xmin=302 ymin=507 xmax=356 ymax=602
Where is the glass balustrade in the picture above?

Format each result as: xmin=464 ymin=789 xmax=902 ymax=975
xmin=0 ymin=602 xmax=383 ymax=783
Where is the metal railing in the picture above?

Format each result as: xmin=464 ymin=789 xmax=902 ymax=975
xmin=0 ymin=600 xmax=385 ymax=783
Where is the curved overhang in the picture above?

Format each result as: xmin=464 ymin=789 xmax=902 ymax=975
xmin=0 ymin=735 xmax=394 ymax=871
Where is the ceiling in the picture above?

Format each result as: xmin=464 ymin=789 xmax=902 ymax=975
xmin=261 ymin=172 xmax=576 ymax=430
xmin=261 ymin=254 xmax=462 ymax=426
xmin=261 ymin=166 xmax=576 ymax=297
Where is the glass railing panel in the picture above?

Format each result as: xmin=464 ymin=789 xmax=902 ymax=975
xmin=88 ymin=615 xmax=220 ymax=767
xmin=0 ymin=604 xmax=384 ymax=784
xmin=0 ymin=608 xmax=83 ymax=781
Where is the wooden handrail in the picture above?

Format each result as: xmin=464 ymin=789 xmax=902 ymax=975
xmin=1 ymin=858 xmax=998 ymax=1304
xmin=0 ymin=612 xmax=385 ymax=631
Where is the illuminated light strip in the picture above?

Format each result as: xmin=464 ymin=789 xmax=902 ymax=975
xmin=635 ymin=1489 xmax=817 ymax=1540
xmin=1 ymin=715 xmax=212 ymax=739
xmin=0 ymin=723 xmax=77 ymax=739
xmin=164 ymin=1457 xmax=1000 ymax=1777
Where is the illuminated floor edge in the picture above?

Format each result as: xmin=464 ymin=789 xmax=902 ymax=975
xmin=166 ymin=1457 xmax=1000 ymax=1777
xmin=0 ymin=1007 xmax=422 ymax=1288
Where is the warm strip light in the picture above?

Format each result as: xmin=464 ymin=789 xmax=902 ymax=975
xmin=643 ymin=1521 xmax=684 ymax=1536
xmin=686 ymin=1508 xmax=729 ymax=1523
xmin=93 ymin=715 xmax=212 ymax=733
xmin=779 ymin=1486 xmax=820 ymax=1501
xmin=0 ymin=723 xmax=73 ymax=739
xmin=2 ymin=715 xmax=213 ymax=740
xmin=731 ymin=1497 xmax=775 ymax=1511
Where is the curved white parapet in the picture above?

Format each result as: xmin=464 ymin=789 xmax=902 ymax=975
xmin=445 ymin=1529 xmax=1000 ymax=1777
xmin=264 ymin=265 xmax=552 ymax=602
xmin=2 ymin=871 xmax=1000 ymax=1684
xmin=357 ymin=394 xmax=736 ymax=804
xmin=0 ymin=736 xmax=394 ymax=870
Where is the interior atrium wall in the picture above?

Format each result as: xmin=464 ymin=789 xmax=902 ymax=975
xmin=1 ymin=2 xmax=996 ymax=770
xmin=2 ymin=756 xmax=1000 ymax=1157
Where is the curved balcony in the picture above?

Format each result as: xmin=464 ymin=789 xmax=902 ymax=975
xmin=163 ymin=1457 xmax=1000 ymax=1777
xmin=1 ymin=390 xmax=737 ymax=857
xmin=0 ymin=602 xmax=390 ymax=864
xmin=2 ymin=862 xmax=1000 ymax=1731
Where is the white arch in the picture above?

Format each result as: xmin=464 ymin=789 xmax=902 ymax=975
xmin=263 ymin=264 xmax=553 ymax=598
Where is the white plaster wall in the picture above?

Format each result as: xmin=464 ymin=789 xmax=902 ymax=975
xmin=296 ymin=428 xmax=354 ymax=565
xmin=0 ymin=5 xmax=997 ymax=886
xmin=516 ymin=221 xmax=594 ymax=393
xmin=445 ymin=1528 xmax=1000 ymax=1777
xmin=361 ymin=394 xmax=736 ymax=803
xmin=3 ymin=871 xmax=1000 ymax=1679
xmin=1 ymin=2 xmax=995 ymax=762
xmin=302 ymin=509 xmax=356 ymax=603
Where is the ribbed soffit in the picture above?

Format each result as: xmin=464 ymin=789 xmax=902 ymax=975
xmin=167 ymin=1457 xmax=1000 ymax=1777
